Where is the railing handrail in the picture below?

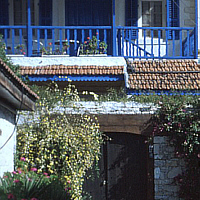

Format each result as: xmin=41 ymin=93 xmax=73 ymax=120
xmin=116 ymin=26 xmax=195 ymax=31
xmin=0 ymin=25 xmax=26 ymax=29
xmin=31 ymin=26 xmax=112 ymax=29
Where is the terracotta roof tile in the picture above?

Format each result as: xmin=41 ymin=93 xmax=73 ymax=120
xmin=0 ymin=58 xmax=39 ymax=99
xmin=20 ymin=65 xmax=125 ymax=76
xmin=128 ymin=60 xmax=200 ymax=90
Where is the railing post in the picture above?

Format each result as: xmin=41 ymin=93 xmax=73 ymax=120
xmin=27 ymin=0 xmax=32 ymax=57
xmin=112 ymin=0 xmax=116 ymax=56
xmin=195 ymin=0 xmax=198 ymax=58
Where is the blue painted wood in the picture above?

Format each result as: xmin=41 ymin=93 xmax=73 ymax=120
xmin=0 ymin=0 xmax=9 ymax=37
xmin=125 ymin=0 xmax=138 ymax=39
xmin=167 ymin=0 xmax=180 ymax=40
xmin=37 ymin=29 xmax=40 ymax=54
xmin=59 ymin=29 xmax=62 ymax=52
xmin=122 ymin=29 xmax=124 ymax=56
xmin=52 ymin=29 xmax=55 ymax=52
xmin=180 ymin=30 xmax=182 ymax=56
xmin=39 ymin=0 xmax=52 ymax=38
xmin=27 ymin=0 xmax=32 ymax=56
xmin=172 ymin=30 xmax=175 ymax=56
xmin=1 ymin=25 xmax=196 ymax=59
xmin=129 ymin=30 xmax=131 ymax=56
xmin=151 ymin=30 xmax=153 ymax=57
xmin=187 ymin=30 xmax=190 ymax=56
xmin=12 ymin=29 xmax=15 ymax=54
xmin=136 ymin=30 xmax=139 ymax=57
xmin=166 ymin=30 xmax=168 ymax=56
xmin=158 ymin=30 xmax=161 ymax=58
xmin=195 ymin=0 xmax=198 ymax=59
xmin=4 ymin=29 xmax=8 ymax=53
xmin=112 ymin=0 xmax=116 ymax=56
xmin=143 ymin=30 xmax=146 ymax=58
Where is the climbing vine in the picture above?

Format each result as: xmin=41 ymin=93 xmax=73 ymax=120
xmin=135 ymin=93 xmax=200 ymax=200
xmin=17 ymin=83 xmax=103 ymax=199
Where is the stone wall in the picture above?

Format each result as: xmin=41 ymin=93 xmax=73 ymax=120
xmin=154 ymin=136 xmax=185 ymax=200
xmin=0 ymin=105 xmax=16 ymax=177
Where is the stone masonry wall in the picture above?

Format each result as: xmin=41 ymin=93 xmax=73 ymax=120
xmin=154 ymin=136 xmax=185 ymax=200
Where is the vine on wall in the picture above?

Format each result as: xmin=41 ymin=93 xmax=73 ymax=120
xmin=135 ymin=94 xmax=200 ymax=200
xmin=17 ymin=83 xmax=103 ymax=199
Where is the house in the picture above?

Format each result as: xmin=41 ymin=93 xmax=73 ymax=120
xmin=0 ymin=0 xmax=199 ymax=59
xmin=0 ymin=58 xmax=38 ymax=177
xmin=0 ymin=0 xmax=200 ymax=199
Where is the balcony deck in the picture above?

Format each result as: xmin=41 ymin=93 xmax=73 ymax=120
xmin=0 ymin=25 xmax=197 ymax=59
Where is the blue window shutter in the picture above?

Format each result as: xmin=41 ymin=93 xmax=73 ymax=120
xmin=125 ymin=0 xmax=138 ymax=39
xmin=168 ymin=0 xmax=179 ymax=39
xmin=39 ymin=0 xmax=52 ymax=38
xmin=0 ymin=0 xmax=9 ymax=36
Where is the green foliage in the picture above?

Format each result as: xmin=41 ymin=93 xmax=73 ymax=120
xmin=135 ymin=94 xmax=200 ymax=200
xmin=17 ymin=83 xmax=103 ymax=199
xmin=0 ymin=34 xmax=21 ymax=78
xmin=0 ymin=157 xmax=71 ymax=200
xmin=79 ymin=35 xmax=107 ymax=55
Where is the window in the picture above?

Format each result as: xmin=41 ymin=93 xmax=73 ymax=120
xmin=14 ymin=0 xmax=35 ymax=35
xmin=142 ymin=1 xmax=162 ymax=37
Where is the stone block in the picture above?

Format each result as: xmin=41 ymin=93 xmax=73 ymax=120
xmin=154 ymin=136 xmax=168 ymax=144
xmin=168 ymin=167 xmax=182 ymax=179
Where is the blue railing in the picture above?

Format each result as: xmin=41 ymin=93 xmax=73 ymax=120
xmin=182 ymin=30 xmax=195 ymax=57
xmin=116 ymin=26 xmax=196 ymax=59
xmin=0 ymin=25 xmax=196 ymax=59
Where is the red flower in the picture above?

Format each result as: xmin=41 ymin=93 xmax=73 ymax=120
xmin=48 ymin=42 xmax=52 ymax=46
xmin=84 ymin=41 xmax=87 ymax=44
xmin=13 ymin=179 xmax=20 ymax=183
xmin=87 ymin=37 xmax=90 ymax=40
xmin=96 ymin=32 xmax=98 ymax=35
xmin=31 ymin=198 xmax=38 ymax=200
xmin=7 ymin=193 xmax=14 ymax=199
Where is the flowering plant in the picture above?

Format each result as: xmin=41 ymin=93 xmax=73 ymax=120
xmin=15 ymin=44 xmax=26 ymax=55
xmin=0 ymin=158 xmax=71 ymax=200
xmin=79 ymin=35 xmax=107 ymax=55
xmin=40 ymin=39 xmax=69 ymax=55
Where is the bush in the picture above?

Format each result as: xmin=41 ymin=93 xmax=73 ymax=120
xmin=17 ymin=83 xmax=103 ymax=199
xmin=0 ymin=157 xmax=71 ymax=200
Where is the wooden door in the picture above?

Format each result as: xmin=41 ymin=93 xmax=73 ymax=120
xmin=84 ymin=132 xmax=152 ymax=200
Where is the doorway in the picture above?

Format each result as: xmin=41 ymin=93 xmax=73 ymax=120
xmin=84 ymin=132 xmax=153 ymax=200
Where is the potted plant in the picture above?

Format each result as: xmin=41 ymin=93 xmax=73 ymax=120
xmin=79 ymin=35 xmax=107 ymax=56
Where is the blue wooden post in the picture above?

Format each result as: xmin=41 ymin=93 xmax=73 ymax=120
xmin=27 ymin=0 xmax=32 ymax=57
xmin=195 ymin=0 xmax=198 ymax=58
xmin=112 ymin=0 xmax=116 ymax=56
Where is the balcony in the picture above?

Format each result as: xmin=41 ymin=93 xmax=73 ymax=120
xmin=0 ymin=25 xmax=197 ymax=59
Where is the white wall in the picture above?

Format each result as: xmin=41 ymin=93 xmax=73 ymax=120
xmin=198 ymin=0 xmax=200 ymax=52
xmin=0 ymin=105 xmax=16 ymax=177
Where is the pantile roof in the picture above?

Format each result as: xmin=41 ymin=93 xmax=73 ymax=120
xmin=0 ymin=59 xmax=38 ymax=99
xmin=20 ymin=65 xmax=125 ymax=76
xmin=127 ymin=60 xmax=200 ymax=90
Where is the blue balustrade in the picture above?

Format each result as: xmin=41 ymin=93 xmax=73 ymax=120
xmin=0 ymin=25 xmax=196 ymax=59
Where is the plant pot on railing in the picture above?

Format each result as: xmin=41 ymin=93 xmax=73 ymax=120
xmin=78 ymin=36 xmax=107 ymax=56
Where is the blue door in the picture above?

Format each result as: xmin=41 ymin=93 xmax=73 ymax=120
xmin=65 ymin=0 xmax=112 ymax=54
xmin=0 ymin=0 xmax=9 ymax=36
